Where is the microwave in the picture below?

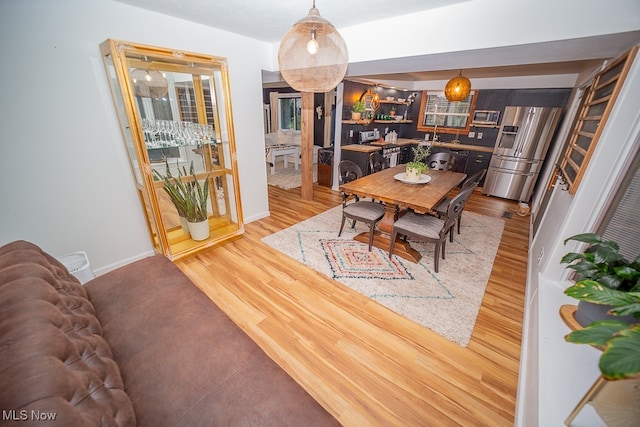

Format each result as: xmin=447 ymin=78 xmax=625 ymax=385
xmin=472 ymin=110 xmax=500 ymax=126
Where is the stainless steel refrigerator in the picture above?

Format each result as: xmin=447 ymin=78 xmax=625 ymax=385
xmin=483 ymin=106 xmax=562 ymax=202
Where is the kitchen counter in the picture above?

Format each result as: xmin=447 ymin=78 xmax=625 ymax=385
xmin=341 ymin=144 xmax=382 ymax=153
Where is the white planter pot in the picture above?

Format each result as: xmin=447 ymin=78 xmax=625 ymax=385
xmin=187 ymin=219 xmax=210 ymax=241
xmin=405 ymin=167 xmax=422 ymax=182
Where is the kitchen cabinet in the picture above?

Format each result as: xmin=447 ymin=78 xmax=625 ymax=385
xmin=465 ymin=151 xmax=491 ymax=187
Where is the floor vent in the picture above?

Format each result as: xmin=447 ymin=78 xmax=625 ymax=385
xmin=502 ymin=211 xmax=513 ymax=219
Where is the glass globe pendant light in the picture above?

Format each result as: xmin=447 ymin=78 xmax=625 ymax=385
xmin=278 ymin=1 xmax=348 ymax=93
xmin=444 ymin=70 xmax=471 ymax=102
xmin=130 ymin=68 xmax=168 ymax=98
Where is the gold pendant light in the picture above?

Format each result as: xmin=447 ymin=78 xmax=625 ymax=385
xmin=277 ymin=1 xmax=348 ymax=93
xmin=444 ymin=70 xmax=471 ymax=102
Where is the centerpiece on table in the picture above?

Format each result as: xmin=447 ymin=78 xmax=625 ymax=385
xmin=405 ymin=143 xmax=432 ymax=182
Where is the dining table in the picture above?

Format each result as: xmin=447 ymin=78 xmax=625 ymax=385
xmin=339 ymin=164 xmax=467 ymax=262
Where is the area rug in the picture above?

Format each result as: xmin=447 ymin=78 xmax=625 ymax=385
xmin=267 ymin=159 xmax=317 ymax=190
xmin=262 ymin=206 xmax=505 ymax=346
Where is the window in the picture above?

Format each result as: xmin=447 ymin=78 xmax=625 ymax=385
xmin=558 ymin=46 xmax=638 ymax=194
xmin=417 ymin=90 xmax=477 ymax=134
xmin=278 ymin=93 xmax=302 ymax=131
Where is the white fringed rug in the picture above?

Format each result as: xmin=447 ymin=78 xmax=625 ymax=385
xmin=262 ymin=206 xmax=504 ymax=346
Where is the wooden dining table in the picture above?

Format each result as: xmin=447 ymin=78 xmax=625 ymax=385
xmin=339 ymin=164 xmax=466 ymax=262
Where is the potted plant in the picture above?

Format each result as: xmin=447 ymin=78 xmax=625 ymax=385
xmin=153 ymin=160 xmax=211 ymax=241
xmin=564 ymin=280 xmax=640 ymax=380
xmin=351 ymin=101 xmax=366 ymax=120
xmin=153 ymin=160 xmax=190 ymax=234
xmin=405 ymin=143 xmax=432 ymax=182
xmin=561 ymin=233 xmax=640 ymax=326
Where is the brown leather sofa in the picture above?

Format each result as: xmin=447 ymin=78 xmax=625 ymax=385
xmin=0 ymin=240 xmax=339 ymax=426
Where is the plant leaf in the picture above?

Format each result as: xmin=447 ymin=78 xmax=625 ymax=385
xmin=565 ymin=319 xmax=630 ymax=346
xmin=564 ymin=280 xmax=638 ymax=305
xmin=563 ymin=233 xmax=604 ymax=245
xmin=598 ymin=325 xmax=640 ymax=380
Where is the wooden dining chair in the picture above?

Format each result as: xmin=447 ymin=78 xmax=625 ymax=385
xmin=427 ymin=152 xmax=457 ymax=171
xmin=433 ymin=169 xmax=486 ymax=238
xmin=338 ymin=160 xmax=385 ymax=251
xmin=389 ymin=184 xmax=476 ymax=272
xmin=369 ymin=152 xmax=387 ymax=173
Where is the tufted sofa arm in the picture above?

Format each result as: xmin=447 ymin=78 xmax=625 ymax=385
xmin=0 ymin=241 xmax=136 ymax=426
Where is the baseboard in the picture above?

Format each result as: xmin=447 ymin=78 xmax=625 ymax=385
xmin=93 ymin=249 xmax=155 ymax=277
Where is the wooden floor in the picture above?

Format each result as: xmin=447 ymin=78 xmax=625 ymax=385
xmin=175 ymin=183 xmax=530 ymax=426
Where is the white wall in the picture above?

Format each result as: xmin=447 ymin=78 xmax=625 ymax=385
xmin=337 ymin=0 xmax=640 ymax=64
xmin=517 ymin=50 xmax=640 ymax=425
xmin=0 ymin=0 xmax=272 ymax=273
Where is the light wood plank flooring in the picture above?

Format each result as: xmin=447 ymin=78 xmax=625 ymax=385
xmin=175 ymin=183 xmax=529 ymax=426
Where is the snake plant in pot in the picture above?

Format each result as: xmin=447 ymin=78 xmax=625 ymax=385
xmin=153 ymin=160 xmax=211 ymax=241
xmin=561 ymin=233 xmax=640 ymax=379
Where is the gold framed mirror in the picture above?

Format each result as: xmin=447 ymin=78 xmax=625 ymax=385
xmin=100 ymin=39 xmax=244 ymax=260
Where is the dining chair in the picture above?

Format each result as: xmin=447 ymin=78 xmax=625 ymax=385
xmin=427 ymin=152 xmax=457 ymax=171
xmin=433 ymin=169 xmax=486 ymax=237
xmin=338 ymin=160 xmax=385 ymax=251
xmin=369 ymin=152 xmax=387 ymax=173
xmin=389 ymin=184 xmax=476 ymax=272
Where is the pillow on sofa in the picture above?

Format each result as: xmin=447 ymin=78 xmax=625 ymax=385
xmin=0 ymin=240 xmax=136 ymax=427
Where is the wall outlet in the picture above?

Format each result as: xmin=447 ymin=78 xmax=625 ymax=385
xmin=477 ymin=132 xmax=483 ymax=139
xmin=468 ymin=131 xmax=475 ymax=138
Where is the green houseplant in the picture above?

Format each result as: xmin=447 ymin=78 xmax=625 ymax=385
xmin=564 ymin=281 xmax=640 ymax=379
xmin=351 ymin=101 xmax=366 ymax=120
xmin=153 ymin=160 xmax=211 ymax=240
xmin=405 ymin=143 xmax=432 ymax=181
xmin=561 ymin=232 xmax=640 ymax=379
xmin=562 ymin=232 xmax=640 ymax=325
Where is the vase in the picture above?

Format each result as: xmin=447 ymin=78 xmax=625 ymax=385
xmin=405 ymin=166 xmax=421 ymax=182
xmin=574 ymin=300 xmax=636 ymax=327
xmin=187 ymin=219 xmax=210 ymax=241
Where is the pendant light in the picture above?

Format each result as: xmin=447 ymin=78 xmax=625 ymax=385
xmin=444 ymin=70 xmax=471 ymax=102
xmin=277 ymin=0 xmax=348 ymax=93
xmin=130 ymin=69 xmax=168 ymax=98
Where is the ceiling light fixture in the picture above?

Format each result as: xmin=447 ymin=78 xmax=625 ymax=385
xmin=130 ymin=68 xmax=168 ymax=98
xmin=306 ymin=26 xmax=319 ymax=55
xmin=444 ymin=70 xmax=471 ymax=102
xmin=278 ymin=0 xmax=348 ymax=93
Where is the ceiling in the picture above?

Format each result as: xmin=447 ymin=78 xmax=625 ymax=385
xmin=116 ymin=0 xmax=640 ymax=85
xmin=116 ymin=0 xmax=467 ymax=43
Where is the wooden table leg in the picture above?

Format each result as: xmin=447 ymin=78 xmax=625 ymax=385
xmin=352 ymin=202 xmax=422 ymax=263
